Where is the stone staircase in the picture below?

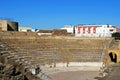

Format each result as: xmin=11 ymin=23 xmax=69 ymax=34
xmin=0 ymin=40 xmax=41 ymax=80
xmin=0 ymin=31 xmax=115 ymax=80
xmin=0 ymin=32 xmax=113 ymax=67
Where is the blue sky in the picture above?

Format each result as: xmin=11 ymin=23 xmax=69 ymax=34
xmin=0 ymin=0 xmax=120 ymax=29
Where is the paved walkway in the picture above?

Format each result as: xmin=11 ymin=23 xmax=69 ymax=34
xmin=37 ymin=66 xmax=100 ymax=80
xmin=41 ymin=66 xmax=100 ymax=75
xmin=49 ymin=71 xmax=99 ymax=80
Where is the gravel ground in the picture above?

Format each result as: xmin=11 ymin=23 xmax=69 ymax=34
xmin=49 ymin=71 xmax=99 ymax=80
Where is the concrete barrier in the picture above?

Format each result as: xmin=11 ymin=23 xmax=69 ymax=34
xmin=49 ymin=62 xmax=103 ymax=67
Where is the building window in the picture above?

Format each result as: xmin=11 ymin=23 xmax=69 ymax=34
xmin=110 ymin=29 xmax=114 ymax=32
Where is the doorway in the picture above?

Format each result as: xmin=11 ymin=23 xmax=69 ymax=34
xmin=109 ymin=52 xmax=117 ymax=63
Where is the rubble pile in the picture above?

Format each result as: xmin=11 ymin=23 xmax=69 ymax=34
xmin=38 ymin=29 xmax=73 ymax=36
xmin=53 ymin=29 xmax=68 ymax=36
xmin=97 ymin=64 xmax=119 ymax=80
xmin=38 ymin=30 xmax=53 ymax=33
xmin=0 ymin=40 xmax=40 ymax=80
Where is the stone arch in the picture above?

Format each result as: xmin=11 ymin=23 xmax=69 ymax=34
xmin=109 ymin=52 xmax=117 ymax=63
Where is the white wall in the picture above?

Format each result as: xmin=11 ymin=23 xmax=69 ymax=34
xmin=61 ymin=25 xmax=116 ymax=37
xmin=75 ymin=27 xmax=98 ymax=37
xmin=61 ymin=27 xmax=73 ymax=33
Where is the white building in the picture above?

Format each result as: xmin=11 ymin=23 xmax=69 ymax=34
xmin=61 ymin=25 xmax=74 ymax=34
xmin=19 ymin=27 xmax=32 ymax=32
xmin=61 ymin=24 xmax=117 ymax=37
xmin=19 ymin=26 xmax=37 ymax=32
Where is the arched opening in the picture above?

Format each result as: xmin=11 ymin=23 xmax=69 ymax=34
xmin=109 ymin=52 xmax=117 ymax=63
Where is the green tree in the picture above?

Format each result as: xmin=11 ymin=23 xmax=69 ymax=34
xmin=112 ymin=32 xmax=120 ymax=40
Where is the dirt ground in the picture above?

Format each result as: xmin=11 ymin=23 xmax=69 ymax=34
xmin=49 ymin=71 xmax=99 ymax=80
